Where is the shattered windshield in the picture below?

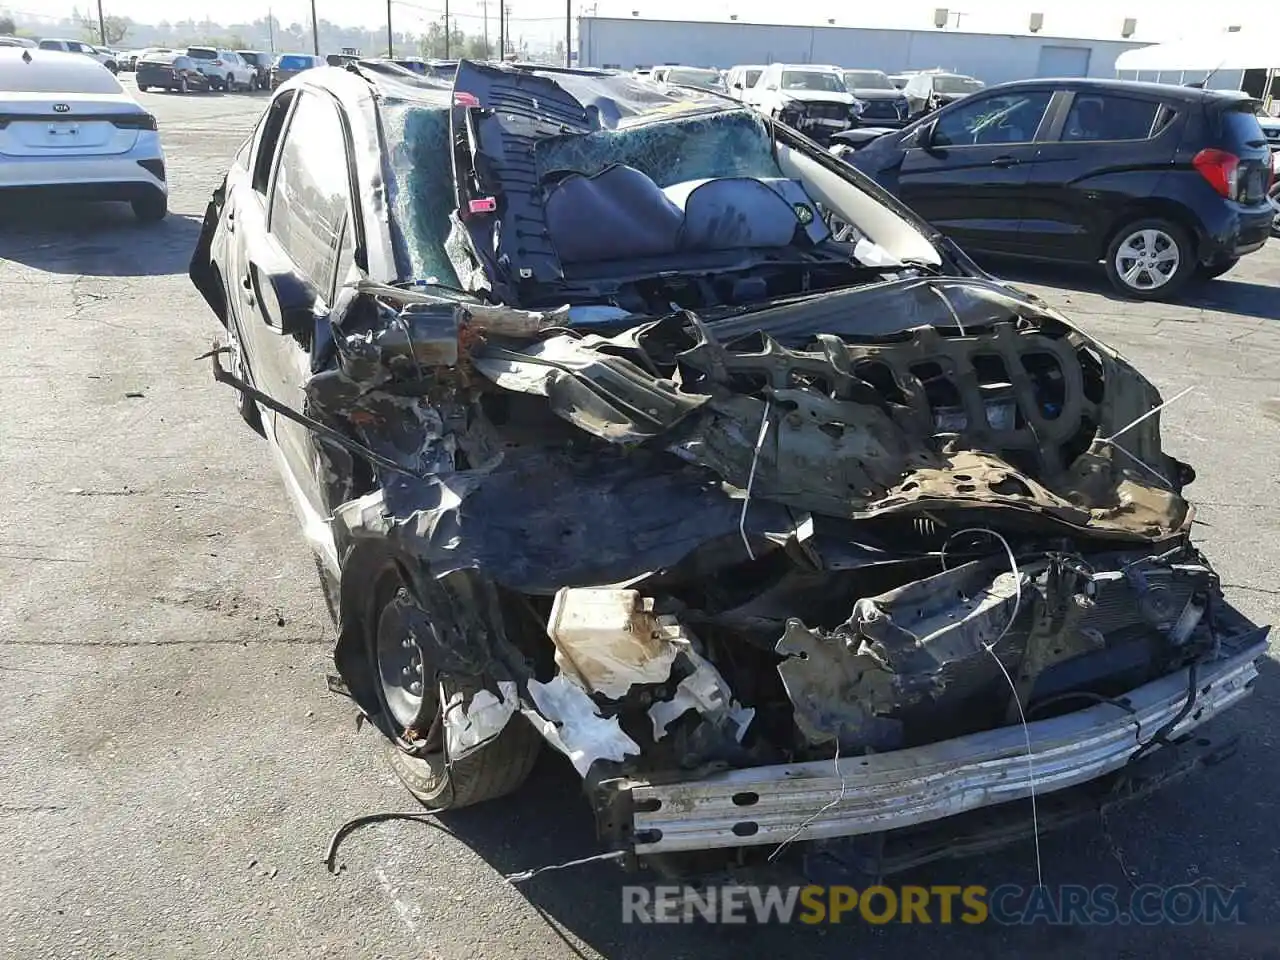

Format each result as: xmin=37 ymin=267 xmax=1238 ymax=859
xmin=781 ymin=71 xmax=846 ymax=93
xmin=382 ymin=101 xmax=462 ymax=287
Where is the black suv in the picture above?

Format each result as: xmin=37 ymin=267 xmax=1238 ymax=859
xmin=237 ymin=50 xmax=272 ymax=90
xmin=849 ymin=79 xmax=1274 ymax=299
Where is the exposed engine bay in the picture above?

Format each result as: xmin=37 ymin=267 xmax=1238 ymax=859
xmin=307 ymin=271 xmax=1265 ymax=862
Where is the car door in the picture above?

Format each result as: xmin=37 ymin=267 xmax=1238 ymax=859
xmin=1019 ymin=89 xmax=1174 ymax=261
xmin=896 ymin=88 xmax=1055 ymax=255
xmin=230 ymin=87 xmax=360 ymax=517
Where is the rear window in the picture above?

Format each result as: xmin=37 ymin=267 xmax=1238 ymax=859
xmin=187 ymin=47 xmax=216 ymax=60
xmin=276 ymin=55 xmax=312 ymax=70
xmin=0 ymin=57 xmax=123 ymax=93
xmin=1219 ymin=106 xmax=1267 ymax=148
xmin=934 ymin=75 xmax=983 ymax=95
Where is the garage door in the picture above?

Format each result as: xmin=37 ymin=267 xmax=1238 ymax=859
xmin=1036 ymin=45 xmax=1091 ymax=77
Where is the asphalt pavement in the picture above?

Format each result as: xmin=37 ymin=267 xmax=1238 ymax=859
xmin=2 ymin=80 xmax=1279 ymax=959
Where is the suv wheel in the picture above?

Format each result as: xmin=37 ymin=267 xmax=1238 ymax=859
xmin=366 ymin=568 xmax=541 ymax=809
xmin=131 ymin=193 xmax=167 ymax=223
xmin=1269 ymin=182 xmax=1280 ymax=239
xmin=1104 ymin=218 xmax=1194 ymax=300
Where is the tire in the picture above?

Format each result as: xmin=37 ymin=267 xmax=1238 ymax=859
xmin=1197 ymin=256 xmax=1239 ymax=281
xmin=366 ymin=568 xmax=541 ymax=810
xmin=1104 ymin=217 xmax=1195 ymax=300
xmin=137 ymin=83 xmax=148 ymax=92
xmin=1269 ymin=183 xmax=1280 ymax=239
xmin=225 ymin=322 xmax=264 ymax=435
xmin=131 ymin=193 xmax=167 ymax=223
xmin=178 ymin=75 xmax=188 ymax=94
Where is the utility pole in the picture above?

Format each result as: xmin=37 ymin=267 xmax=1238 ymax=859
xmin=310 ymin=0 xmax=319 ymax=56
xmin=564 ymin=0 xmax=570 ymax=66
xmin=482 ymin=0 xmax=489 ymax=59
xmin=444 ymin=0 xmax=450 ymax=57
xmin=268 ymin=6 xmax=276 ymax=52
xmin=96 ymin=0 xmax=107 ymax=45
xmin=498 ymin=0 xmax=504 ymax=60
xmin=386 ymin=0 xmax=393 ymax=56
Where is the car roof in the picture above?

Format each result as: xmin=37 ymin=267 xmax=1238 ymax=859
xmin=0 ymin=48 xmax=127 ymax=93
xmin=987 ymin=76 xmax=1249 ymax=102
xmin=287 ymin=63 xmax=452 ymax=110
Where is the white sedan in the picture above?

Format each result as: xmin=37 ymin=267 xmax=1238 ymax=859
xmin=0 ymin=48 xmax=167 ymax=221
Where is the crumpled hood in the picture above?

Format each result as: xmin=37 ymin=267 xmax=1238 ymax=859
xmin=466 ymin=275 xmax=1191 ymax=549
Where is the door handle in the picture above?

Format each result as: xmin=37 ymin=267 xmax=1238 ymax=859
xmin=990 ymin=155 xmax=1019 ymax=168
xmin=241 ymin=272 xmax=255 ymax=307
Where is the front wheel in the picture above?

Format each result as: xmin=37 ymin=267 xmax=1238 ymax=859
xmin=1104 ymin=218 xmax=1195 ymax=300
xmin=366 ymin=569 xmax=541 ymax=809
xmin=1269 ymin=182 xmax=1280 ymax=239
xmin=137 ymin=83 xmax=148 ymax=92
xmin=178 ymin=75 xmax=188 ymax=94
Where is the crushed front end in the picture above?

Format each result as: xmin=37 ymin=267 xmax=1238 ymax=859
xmin=216 ymin=62 xmax=1268 ymax=875
xmin=320 ymin=269 xmax=1266 ymax=872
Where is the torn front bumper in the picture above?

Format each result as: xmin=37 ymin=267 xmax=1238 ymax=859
xmin=606 ymin=633 xmax=1266 ymax=857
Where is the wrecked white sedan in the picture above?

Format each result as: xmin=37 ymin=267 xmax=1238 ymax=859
xmin=190 ymin=59 xmax=1268 ymax=875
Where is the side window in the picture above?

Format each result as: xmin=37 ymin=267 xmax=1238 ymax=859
xmin=1062 ymin=94 xmax=1162 ymax=142
xmin=38 ymin=40 xmax=58 ymax=50
xmin=252 ymin=90 xmax=296 ymax=193
xmin=268 ymin=91 xmax=354 ymax=301
xmin=933 ymin=91 xmax=1053 ymax=147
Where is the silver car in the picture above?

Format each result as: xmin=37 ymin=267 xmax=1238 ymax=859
xmin=184 ymin=46 xmax=255 ymax=91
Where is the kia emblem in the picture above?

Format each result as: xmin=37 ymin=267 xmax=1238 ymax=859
xmin=52 ymin=103 xmax=71 ymax=113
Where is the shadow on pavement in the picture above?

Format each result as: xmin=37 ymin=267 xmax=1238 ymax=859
xmin=417 ymin=651 xmax=1279 ymax=959
xmin=0 ymin=202 xmax=202 ymax=278
xmin=986 ymin=259 xmax=1280 ymax=323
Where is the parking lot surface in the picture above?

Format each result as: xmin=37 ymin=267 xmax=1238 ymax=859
xmin=2 ymin=81 xmax=1279 ymax=959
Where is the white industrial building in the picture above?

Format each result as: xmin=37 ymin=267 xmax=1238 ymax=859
xmin=577 ymin=16 xmax=1148 ymax=86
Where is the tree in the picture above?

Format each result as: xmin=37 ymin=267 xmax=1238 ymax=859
xmin=0 ymin=15 xmax=16 ymax=35
xmin=74 ymin=10 xmax=132 ymax=45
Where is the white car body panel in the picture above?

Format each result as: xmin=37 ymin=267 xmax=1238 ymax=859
xmin=0 ymin=50 xmax=165 ymax=199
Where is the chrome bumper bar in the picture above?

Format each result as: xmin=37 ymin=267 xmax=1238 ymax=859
xmin=627 ymin=638 xmax=1267 ymax=855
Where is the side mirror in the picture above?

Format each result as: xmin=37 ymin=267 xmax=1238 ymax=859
xmin=918 ymin=118 xmax=940 ymax=152
xmin=253 ymin=265 xmax=319 ymax=338
xmin=732 ymin=80 xmax=743 ymax=89
xmin=766 ymin=83 xmax=778 ymax=91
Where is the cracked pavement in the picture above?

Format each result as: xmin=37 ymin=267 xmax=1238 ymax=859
xmin=1 ymin=83 xmax=1278 ymax=959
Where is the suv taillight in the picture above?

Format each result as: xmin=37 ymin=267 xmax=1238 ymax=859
xmin=1192 ymin=148 xmax=1240 ymax=200
xmin=212 ymin=59 xmax=223 ymax=66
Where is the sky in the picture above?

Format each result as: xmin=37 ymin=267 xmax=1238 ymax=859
xmin=11 ymin=0 xmax=1280 ymax=43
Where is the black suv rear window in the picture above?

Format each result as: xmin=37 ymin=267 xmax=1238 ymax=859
xmin=1219 ymin=107 xmax=1267 ymax=148
xmin=187 ymin=47 xmax=216 ymax=59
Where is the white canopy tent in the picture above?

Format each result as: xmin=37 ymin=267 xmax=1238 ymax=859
xmin=1115 ymin=31 xmax=1279 ymax=107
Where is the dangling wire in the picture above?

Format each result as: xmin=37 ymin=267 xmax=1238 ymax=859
xmin=739 ymin=398 xmax=772 ymax=561
xmin=941 ymin=526 xmax=1043 ymax=889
